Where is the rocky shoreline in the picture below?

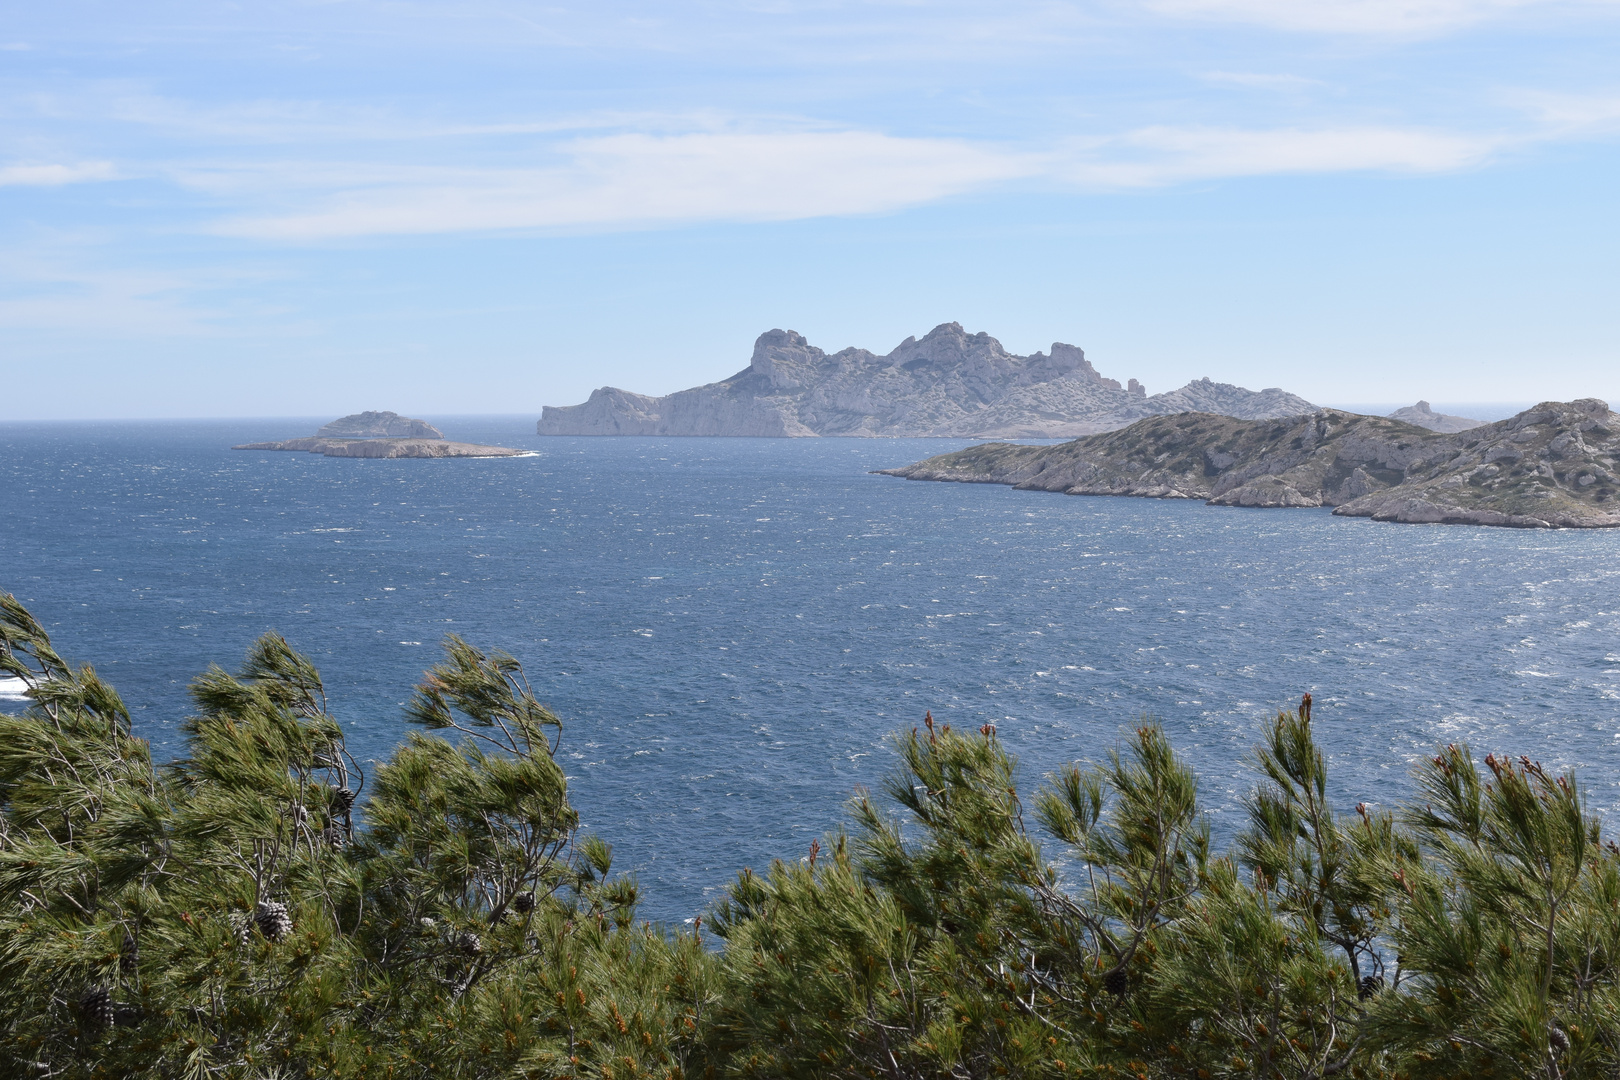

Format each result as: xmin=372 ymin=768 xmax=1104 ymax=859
xmin=878 ymin=398 xmax=1620 ymax=529
xmin=233 ymin=437 xmax=525 ymax=458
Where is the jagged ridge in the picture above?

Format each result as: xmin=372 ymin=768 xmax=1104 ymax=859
xmin=538 ymin=323 xmax=1315 ymax=438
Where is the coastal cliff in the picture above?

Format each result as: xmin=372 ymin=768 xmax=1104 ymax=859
xmin=538 ymin=323 xmax=1315 ymax=438
xmin=879 ymin=398 xmax=1620 ymax=528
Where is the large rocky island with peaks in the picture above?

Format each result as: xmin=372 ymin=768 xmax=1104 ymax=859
xmin=879 ymin=398 xmax=1620 ymax=528
xmin=538 ymin=323 xmax=1315 ymax=438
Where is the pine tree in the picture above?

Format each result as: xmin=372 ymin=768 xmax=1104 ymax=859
xmin=6 ymin=588 xmax=1620 ymax=1078
xmin=0 ymin=594 xmax=716 ymax=1079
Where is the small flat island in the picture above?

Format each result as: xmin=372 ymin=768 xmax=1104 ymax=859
xmin=233 ymin=411 xmax=525 ymax=458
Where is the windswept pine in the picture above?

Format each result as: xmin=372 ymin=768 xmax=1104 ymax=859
xmin=3 ymin=594 xmax=1618 ymax=1078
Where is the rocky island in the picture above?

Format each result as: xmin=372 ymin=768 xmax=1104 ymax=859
xmin=316 ymin=410 xmax=445 ymax=438
xmin=879 ymin=398 xmax=1620 ymax=528
xmin=538 ymin=323 xmax=1315 ymax=438
xmin=234 ymin=412 xmax=524 ymax=458
xmin=1386 ymin=400 xmax=1486 ymax=433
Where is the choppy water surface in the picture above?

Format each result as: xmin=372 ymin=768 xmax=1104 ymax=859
xmin=4 ymin=417 xmax=1619 ymax=922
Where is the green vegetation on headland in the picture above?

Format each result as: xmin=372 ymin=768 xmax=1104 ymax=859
xmin=3 ymin=593 xmax=1618 ymax=1079
xmin=880 ymin=399 xmax=1620 ymax=528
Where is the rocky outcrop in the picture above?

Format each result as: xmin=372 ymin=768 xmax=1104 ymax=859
xmin=317 ymin=411 xmax=444 ymax=439
xmin=233 ymin=437 xmax=523 ymax=458
xmin=879 ymin=399 xmax=1620 ymax=529
xmin=538 ymin=323 xmax=1315 ymax=438
xmin=1387 ymin=401 xmax=1485 ymax=433
xmin=1335 ymin=399 xmax=1620 ymax=527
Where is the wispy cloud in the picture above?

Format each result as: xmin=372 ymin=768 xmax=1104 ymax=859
xmin=209 ymin=130 xmax=1035 ymax=239
xmin=0 ymin=162 xmax=117 ymax=186
xmin=1139 ymin=0 xmax=1613 ymax=34
xmin=1065 ymin=124 xmax=1501 ymax=185
xmin=0 ymin=253 xmax=210 ymax=335
xmin=194 ymin=121 xmax=1511 ymax=240
xmin=1511 ymin=89 xmax=1620 ymax=134
xmin=1201 ymin=71 xmax=1326 ymax=92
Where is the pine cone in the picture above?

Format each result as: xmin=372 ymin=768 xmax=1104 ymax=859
xmin=320 ymin=826 xmax=345 ymax=851
xmin=79 ymin=986 xmax=114 ymax=1029
xmin=1550 ymin=1026 xmax=1570 ymax=1055
xmin=1103 ymin=968 xmax=1128 ymax=997
xmin=289 ymin=803 xmax=309 ymax=826
xmin=114 ymin=1005 xmax=144 ymax=1027
xmin=332 ymin=787 xmax=357 ymax=814
xmin=120 ymin=930 xmax=138 ymax=975
xmin=456 ymin=930 xmax=483 ymax=956
xmin=513 ymin=891 xmax=535 ymax=914
xmin=1357 ymin=975 xmax=1384 ymax=1000
xmin=255 ymin=900 xmax=293 ymax=943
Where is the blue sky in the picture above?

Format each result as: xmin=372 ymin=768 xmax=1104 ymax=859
xmin=2 ymin=0 xmax=1618 ymax=420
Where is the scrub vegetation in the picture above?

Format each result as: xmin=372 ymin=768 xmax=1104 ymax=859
xmin=3 ymin=593 xmax=1617 ymax=1079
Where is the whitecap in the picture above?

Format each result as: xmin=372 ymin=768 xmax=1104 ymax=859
xmin=0 ymin=675 xmax=31 ymax=701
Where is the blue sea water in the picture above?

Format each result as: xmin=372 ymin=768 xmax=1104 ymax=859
xmin=4 ymin=416 xmax=1620 ymax=924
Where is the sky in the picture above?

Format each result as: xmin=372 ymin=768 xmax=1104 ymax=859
xmin=1 ymin=0 xmax=1618 ymax=420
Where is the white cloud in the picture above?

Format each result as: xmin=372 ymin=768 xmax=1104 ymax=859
xmin=1202 ymin=71 xmax=1326 ymax=91
xmin=1511 ymin=90 xmax=1620 ymax=134
xmin=1139 ymin=0 xmax=1614 ymax=34
xmin=0 ymin=257 xmax=209 ymax=335
xmin=211 ymin=130 xmax=1035 ymax=239
xmin=1064 ymin=125 xmax=1501 ymax=186
xmin=0 ymin=162 xmax=117 ymax=186
xmin=196 ymin=121 xmax=1514 ymax=240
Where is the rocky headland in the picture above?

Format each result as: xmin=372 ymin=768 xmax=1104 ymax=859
xmin=1386 ymin=400 xmax=1486 ymax=433
xmin=878 ymin=398 xmax=1620 ymax=528
xmin=234 ymin=412 xmax=522 ymax=457
xmin=538 ymin=323 xmax=1315 ymax=438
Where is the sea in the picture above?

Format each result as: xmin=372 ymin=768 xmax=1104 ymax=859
xmin=4 ymin=415 xmax=1619 ymax=924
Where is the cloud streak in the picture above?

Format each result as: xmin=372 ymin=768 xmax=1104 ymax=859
xmin=1138 ymin=0 xmax=1617 ymax=35
xmin=0 ymin=162 xmax=116 ymax=186
xmin=203 ymin=122 xmax=1508 ymax=241
xmin=210 ymin=131 xmax=1035 ymax=239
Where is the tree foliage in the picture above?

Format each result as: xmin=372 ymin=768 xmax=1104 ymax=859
xmin=3 ymin=595 xmax=1619 ymax=1079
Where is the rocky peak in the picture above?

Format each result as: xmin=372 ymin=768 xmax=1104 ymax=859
xmin=886 ymin=323 xmax=1003 ymax=368
xmin=748 ymin=329 xmax=822 ymax=389
xmin=1387 ymin=400 xmax=1485 ymax=434
xmin=1038 ymin=342 xmax=1121 ymax=389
